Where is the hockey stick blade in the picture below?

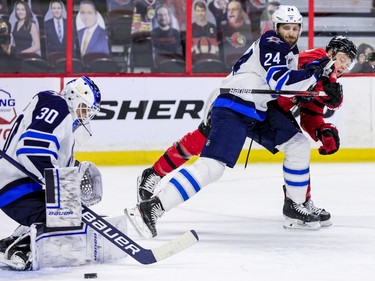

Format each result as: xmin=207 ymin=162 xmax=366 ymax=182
xmin=83 ymin=205 xmax=198 ymax=264
xmin=0 ymin=149 xmax=199 ymax=265
xmin=220 ymin=88 xmax=327 ymax=97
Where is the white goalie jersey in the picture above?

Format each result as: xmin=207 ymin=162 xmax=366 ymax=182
xmin=0 ymin=91 xmax=76 ymax=208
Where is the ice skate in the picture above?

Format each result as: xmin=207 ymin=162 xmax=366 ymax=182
xmin=0 ymin=231 xmax=31 ymax=270
xmin=125 ymin=197 xmax=164 ymax=238
xmin=0 ymin=236 xmax=17 ymax=252
xmin=283 ymin=197 xmax=321 ymax=230
xmin=304 ymin=199 xmax=332 ymax=227
xmin=137 ymin=167 xmax=161 ymax=203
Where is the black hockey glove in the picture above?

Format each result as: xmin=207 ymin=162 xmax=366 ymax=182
xmin=295 ymin=95 xmax=316 ymax=104
xmin=305 ymin=56 xmax=332 ymax=79
xmin=321 ymin=81 xmax=343 ymax=108
xmin=316 ymin=123 xmax=340 ymax=155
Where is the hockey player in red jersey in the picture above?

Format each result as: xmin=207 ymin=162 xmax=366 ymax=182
xmin=136 ymin=35 xmax=357 ymax=229
xmin=277 ymin=36 xmax=356 ymax=226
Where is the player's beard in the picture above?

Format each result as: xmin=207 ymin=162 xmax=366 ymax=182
xmin=284 ymin=36 xmax=298 ymax=48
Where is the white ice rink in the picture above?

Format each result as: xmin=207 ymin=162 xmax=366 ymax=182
xmin=1 ymin=163 xmax=375 ymax=281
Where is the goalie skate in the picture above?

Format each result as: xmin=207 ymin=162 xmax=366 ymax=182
xmin=0 ymin=233 xmax=32 ymax=271
xmin=0 ymin=251 xmax=31 ymax=271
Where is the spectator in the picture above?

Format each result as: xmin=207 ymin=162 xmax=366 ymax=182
xmin=10 ymin=0 xmax=41 ymax=55
xmin=0 ymin=0 xmax=9 ymax=14
xmin=208 ymin=0 xmax=228 ymax=33
xmin=165 ymin=0 xmax=186 ymax=31
xmin=77 ymin=0 xmax=110 ymax=57
xmin=151 ymin=4 xmax=182 ymax=56
xmin=260 ymin=1 xmax=280 ymax=34
xmin=219 ymin=0 xmax=253 ymax=68
xmin=192 ymin=0 xmax=219 ymax=59
xmin=107 ymin=0 xmax=134 ymax=12
xmin=0 ymin=18 xmax=21 ymax=72
xmin=44 ymin=0 xmax=66 ymax=56
xmin=351 ymin=43 xmax=375 ymax=73
xmin=134 ymin=0 xmax=162 ymax=25
xmin=240 ymin=0 xmax=267 ymax=39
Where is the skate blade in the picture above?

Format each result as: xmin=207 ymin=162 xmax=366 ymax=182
xmin=283 ymin=217 xmax=321 ymax=230
xmin=320 ymin=219 xmax=332 ymax=227
xmin=124 ymin=206 xmax=153 ymax=239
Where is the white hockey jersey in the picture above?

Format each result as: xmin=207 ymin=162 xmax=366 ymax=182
xmin=0 ymin=91 xmax=75 ymax=208
xmin=216 ymin=30 xmax=319 ymax=121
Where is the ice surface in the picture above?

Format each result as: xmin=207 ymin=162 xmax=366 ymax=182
xmin=1 ymin=163 xmax=374 ymax=281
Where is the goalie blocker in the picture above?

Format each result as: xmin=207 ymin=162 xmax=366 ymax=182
xmin=44 ymin=162 xmax=103 ymax=228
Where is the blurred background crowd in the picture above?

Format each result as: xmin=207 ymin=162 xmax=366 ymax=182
xmin=0 ymin=0 xmax=374 ymax=74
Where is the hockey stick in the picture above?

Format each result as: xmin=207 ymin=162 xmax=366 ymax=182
xmin=220 ymin=58 xmax=337 ymax=97
xmin=0 ymin=149 xmax=199 ymax=265
xmin=220 ymin=88 xmax=327 ymax=97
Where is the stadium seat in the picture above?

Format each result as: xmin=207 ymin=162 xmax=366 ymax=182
xmin=20 ymin=57 xmax=50 ymax=73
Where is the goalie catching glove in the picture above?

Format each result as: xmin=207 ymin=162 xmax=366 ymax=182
xmin=316 ymin=123 xmax=340 ymax=155
xmin=78 ymin=161 xmax=103 ymax=206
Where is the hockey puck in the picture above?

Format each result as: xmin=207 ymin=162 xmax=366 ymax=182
xmin=84 ymin=273 xmax=97 ymax=279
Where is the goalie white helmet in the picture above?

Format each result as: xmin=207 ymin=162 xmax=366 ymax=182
xmin=61 ymin=76 xmax=101 ymax=143
xmin=272 ymin=5 xmax=303 ymax=34
xmin=62 ymin=76 xmax=101 ymax=121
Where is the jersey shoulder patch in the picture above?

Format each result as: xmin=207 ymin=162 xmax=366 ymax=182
xmin=260 ymin=30 xmax=291 ymax=55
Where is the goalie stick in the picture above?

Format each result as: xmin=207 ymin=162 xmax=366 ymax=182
xmin=0 ymin=149 xmax=199 ymax=265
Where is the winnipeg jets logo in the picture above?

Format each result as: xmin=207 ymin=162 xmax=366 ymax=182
xmin=266 ymin=36 xmax=283 ymax=44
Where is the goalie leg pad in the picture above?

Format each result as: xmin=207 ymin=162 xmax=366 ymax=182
xmin=30 ymin=216 xmax=127 ymax=270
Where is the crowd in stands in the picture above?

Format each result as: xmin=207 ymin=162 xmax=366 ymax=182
xmin=0 ymin=0 xmax=374 ymax=73
xmin=351 ymin=42 xmax=375 ymax=73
